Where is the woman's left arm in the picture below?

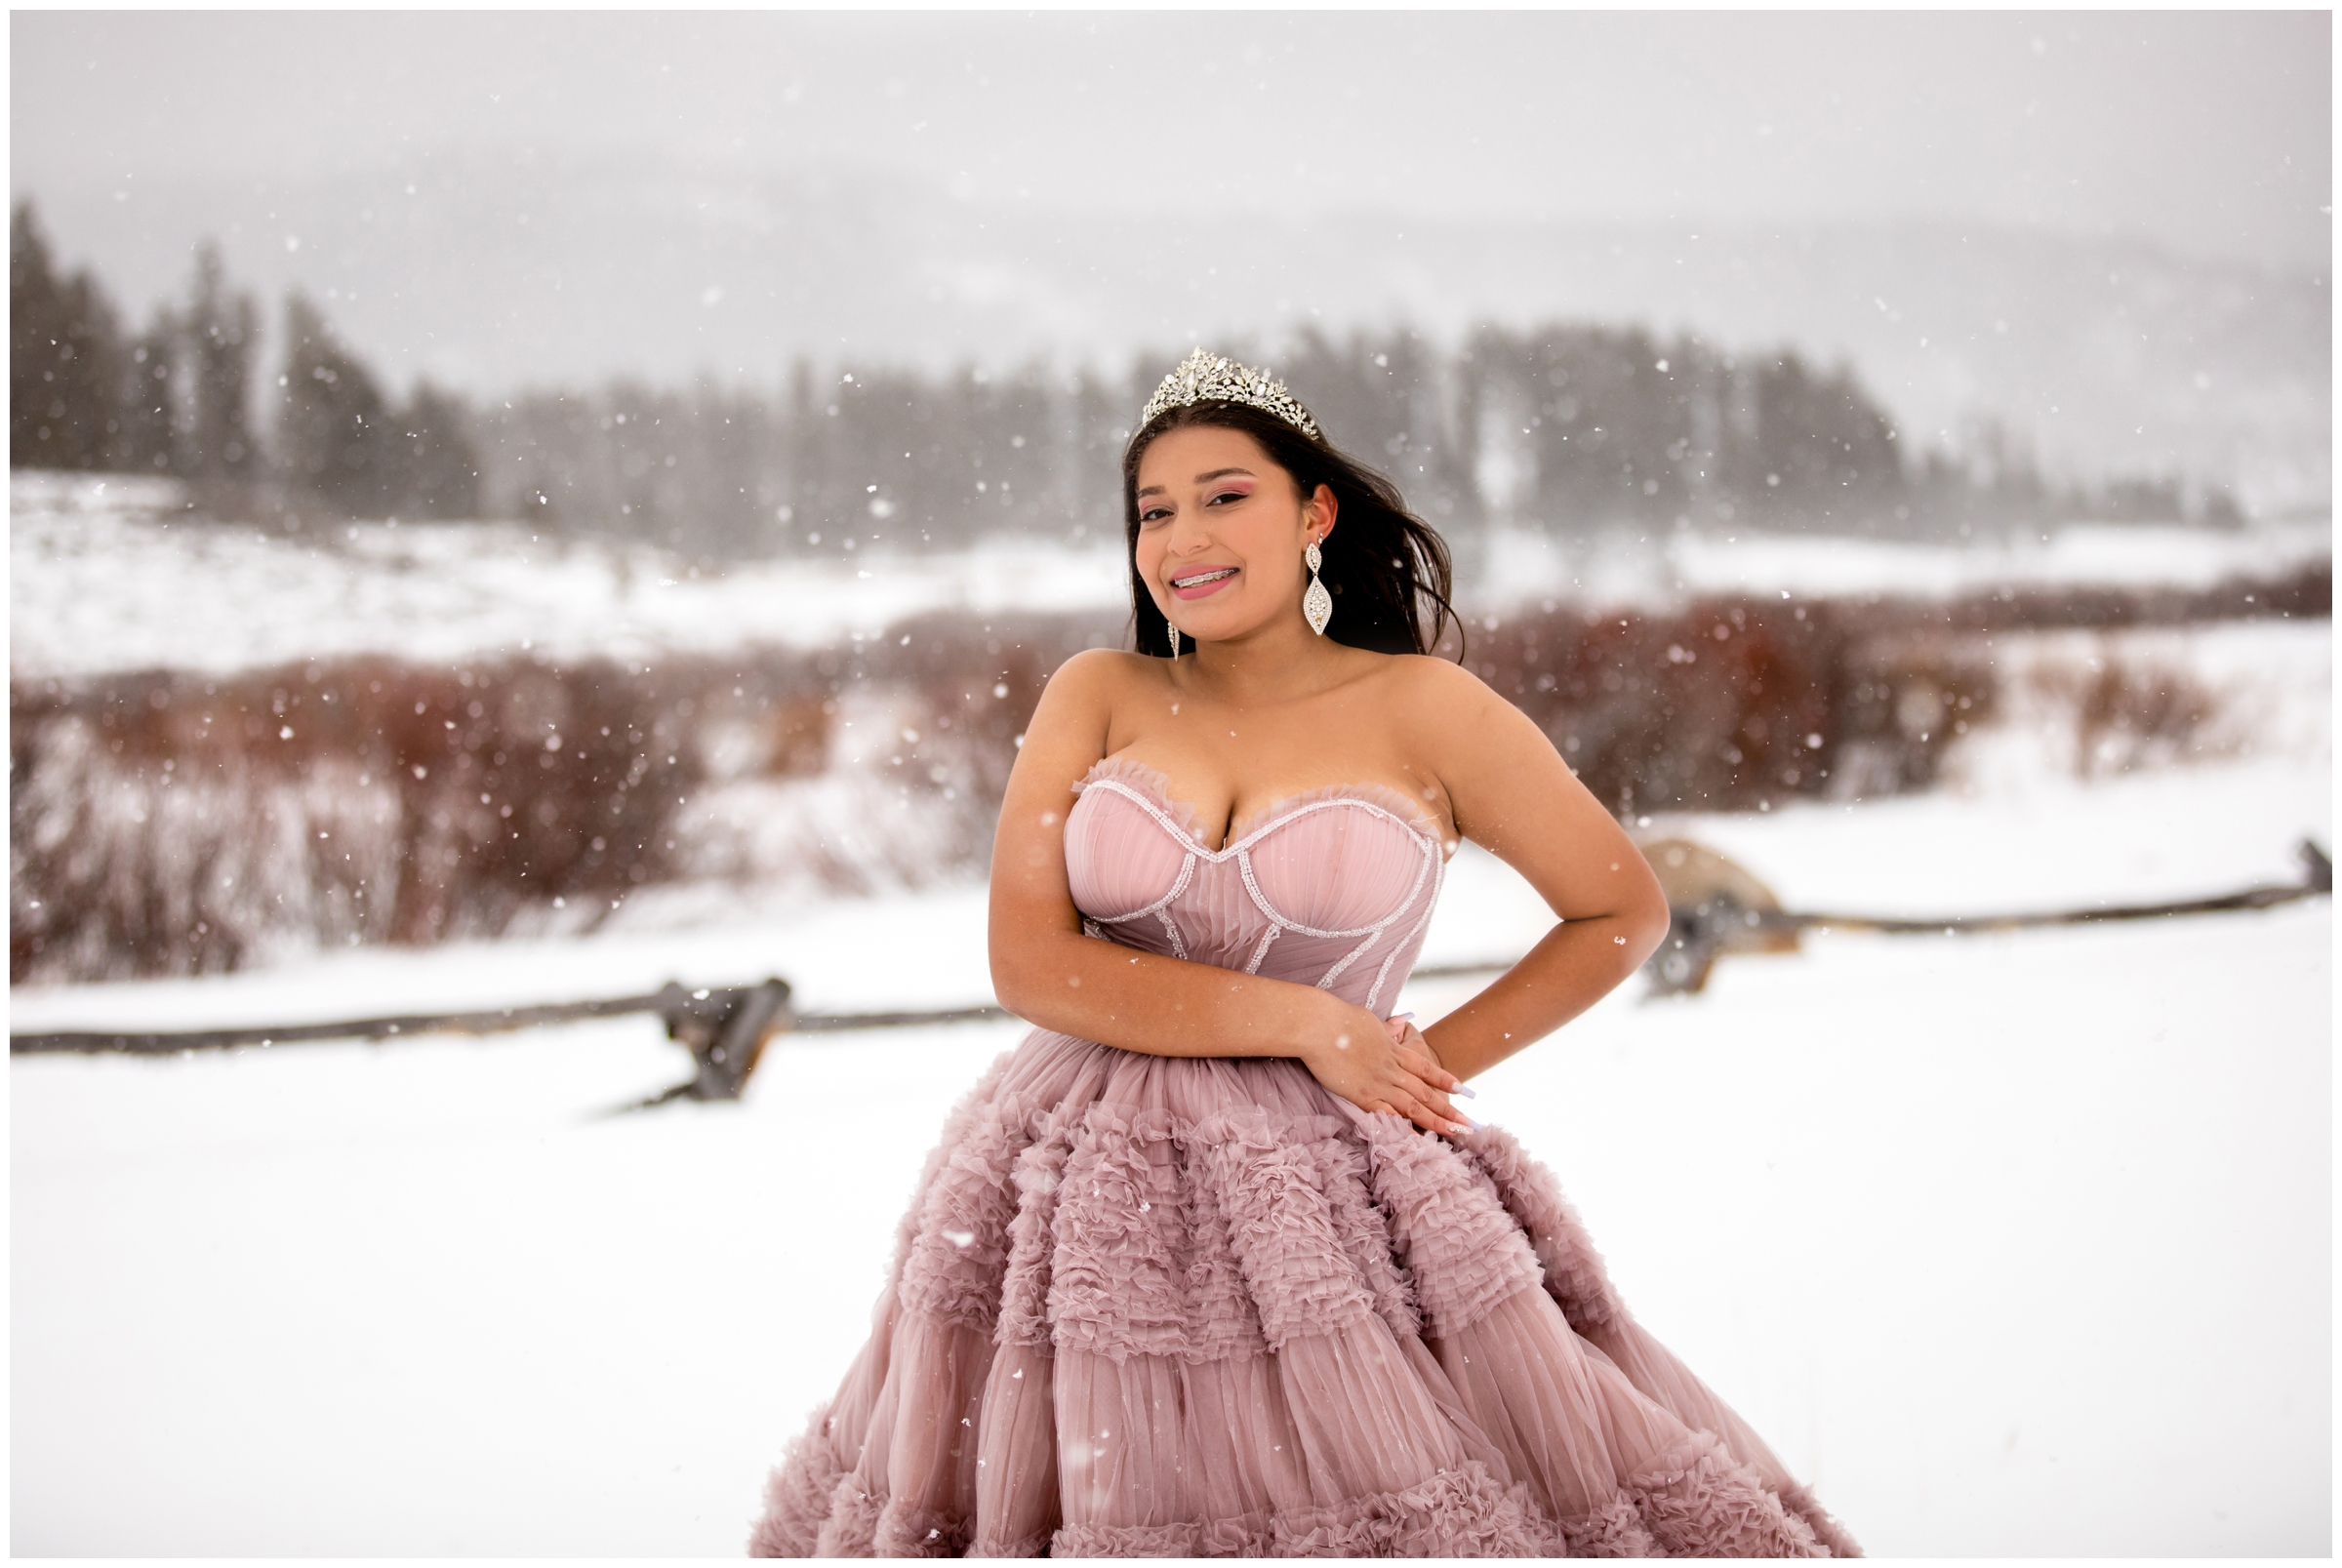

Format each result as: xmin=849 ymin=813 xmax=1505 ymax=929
xmin=1400 ymin=658 xmax=1674 ymax=1081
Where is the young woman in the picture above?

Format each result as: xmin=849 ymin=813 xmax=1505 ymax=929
xmin=749 ymin=350 xmax=1858 ymax=1557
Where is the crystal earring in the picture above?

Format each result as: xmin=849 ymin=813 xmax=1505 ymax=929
xmin=1302 ymin=537 xmax=1333 ymax=636
xmin=1168 ymin=624 xmax=1181 ymax=659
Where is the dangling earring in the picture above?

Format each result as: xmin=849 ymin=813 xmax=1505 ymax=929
xmin=1302 ymin=536 xmax=1333 ymax=636
xmin=1168 ymin=624 xmax=1182 ymax=660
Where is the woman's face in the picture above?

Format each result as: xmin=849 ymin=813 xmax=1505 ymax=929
xmin=1132 ymin=422 xmax=1334 ymax=649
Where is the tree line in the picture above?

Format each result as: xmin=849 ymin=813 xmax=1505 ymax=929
xmin=11 ymin=201 xmax=479 ymax=520
xmin=12 ymin=199 xmax=2234 ymax=554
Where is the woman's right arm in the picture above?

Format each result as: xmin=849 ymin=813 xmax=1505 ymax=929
xmin=985 ymin=650 xmax=1468 ymax=1135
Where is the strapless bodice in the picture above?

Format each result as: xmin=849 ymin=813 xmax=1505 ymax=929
xmin=1064 ymin=756 xmax=1448 ymax=1013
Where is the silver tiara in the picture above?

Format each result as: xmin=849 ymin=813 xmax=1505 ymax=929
xmin=1138 ymin=347 xmax=1320 ymax=442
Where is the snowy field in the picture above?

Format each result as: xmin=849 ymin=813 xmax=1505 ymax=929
xmin=10 ymin=470 xmax=2333 ymax=1553
xmin=12 ymin=726 xmax=2330 ymax=1555
xmin=1481 ymin=515 xmax=2334 ymax=613
xmin=7 ymin=472 xmax=1132 ymax=681
xmin=10 ymin=469 xmax=2327 ymax=681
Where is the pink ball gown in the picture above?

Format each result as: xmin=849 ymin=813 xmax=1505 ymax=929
xmin=749 ymin=757 xmax=1859 ymax=1557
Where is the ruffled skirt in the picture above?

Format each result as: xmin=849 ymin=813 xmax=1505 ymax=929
xmin=748 ymin=1031 xmax=1859 ymax=1557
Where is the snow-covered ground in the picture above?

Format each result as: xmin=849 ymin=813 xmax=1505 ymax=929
xmin=1479 ymin=516 xmax=2333 ymax=613
xmin=7 ymin=471 xmax=1132 ymax=681
xmin=10 ymin=470 xmax=2333 ymax=1553
xmin=12 ymin=732 xmax=2330 ymax=1554
xmin=10 ymin=469 xmax=2327 ymax=681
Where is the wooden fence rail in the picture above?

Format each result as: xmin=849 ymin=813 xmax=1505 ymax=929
xmin=13 ymin=837 xmax=2326 ymax=1104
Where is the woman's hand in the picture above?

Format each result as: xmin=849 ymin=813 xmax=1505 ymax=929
xmin=1300 ymin=1005 xmax=1475 ymax=1137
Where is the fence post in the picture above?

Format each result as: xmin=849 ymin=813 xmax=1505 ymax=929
xmin=651 ymin=978 xmax=794 ymax=1102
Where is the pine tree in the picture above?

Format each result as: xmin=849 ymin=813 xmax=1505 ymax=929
xmin=183 ymin=241 xmax=261 ymax=480
xmin=275 ymin=290 xmax=398 ymax=517
xmin=1716 ymin=351 xmax=1907 ymax=533
xmin=114 ymin=308 xmax=181 ymax=475
xmin=10 ymin=200 xmax=127 ymax=471
xmin=395 ymin=379 xmax=481 ymax=518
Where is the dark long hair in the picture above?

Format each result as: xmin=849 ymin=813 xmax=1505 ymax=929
xmin=1121 ymin=400 xmax=1458 ymax=659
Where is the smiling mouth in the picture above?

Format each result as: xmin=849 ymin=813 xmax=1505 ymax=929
xmin=1170 ymin=566 xmax=1238 ymax=590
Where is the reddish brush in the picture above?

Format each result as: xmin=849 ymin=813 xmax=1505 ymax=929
xmin=11 ymin=654 xmax=711 ymax=981
xmin=1444 ymin=597 xmax=1996 ymax=815
xmin=10 ymin=564 xmax=2319 ymax=983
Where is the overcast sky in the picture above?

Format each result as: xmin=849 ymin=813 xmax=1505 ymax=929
xmin=13 ymin=10 xmax=2331 ymax=271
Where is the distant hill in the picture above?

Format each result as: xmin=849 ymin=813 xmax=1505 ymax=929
xmin=22 ymin=148 xmax=2329 ymax=515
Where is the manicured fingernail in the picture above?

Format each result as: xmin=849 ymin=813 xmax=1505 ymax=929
xmin=1389 ymin=1012 xmax=1414 ymax=1023
xmin=1450 ymin=1084 xmax=1477 ymax=1100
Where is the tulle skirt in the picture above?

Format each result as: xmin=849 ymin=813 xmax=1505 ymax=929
xmin=749 ymin=1030 xmax=1858 ymax=1557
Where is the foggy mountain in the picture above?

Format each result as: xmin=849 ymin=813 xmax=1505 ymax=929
xmin=24 ymin=148 xmax=2329 ymax=514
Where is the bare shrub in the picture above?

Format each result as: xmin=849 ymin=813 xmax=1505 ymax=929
xmin=7 ymin=617 xmax=1112 ymax=983
xmin=11 ymin=655 xmax=710 ymax=982
xmin=868 ymin=609 xmax=1118 ymax=863
xmin=1451 ymin=598 xmax=1998 ymax=814
xmin=9 ymin=713 xmax=399 ymax=978
xmin=568 ymin=613 xmax=1118 ymax=916
xmin=11 ymin=561 xmax=2314 ymax=982
xmin=2033 ymin=655 xmax=2232 ymax=779
xmin=1951 ymin=559 xmax=2330 ymax=631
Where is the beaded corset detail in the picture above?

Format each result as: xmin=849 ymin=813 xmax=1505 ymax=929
xmin=1066 ymin=756 xmax=1446 ymax=1016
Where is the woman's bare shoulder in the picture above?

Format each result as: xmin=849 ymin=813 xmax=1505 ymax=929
xmin=1375 ymin=653 xmax=1554 ymax=767
xmin=1373 ymin=653 xmax=1507 ymax=716
xmin=1053 ymin=647 xmax=1155 ymax=677
xmin=1044 ymin=647 xmax=1161 ymax=703
xmin=1027 ymin=649 xmax=1162 ymax=746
